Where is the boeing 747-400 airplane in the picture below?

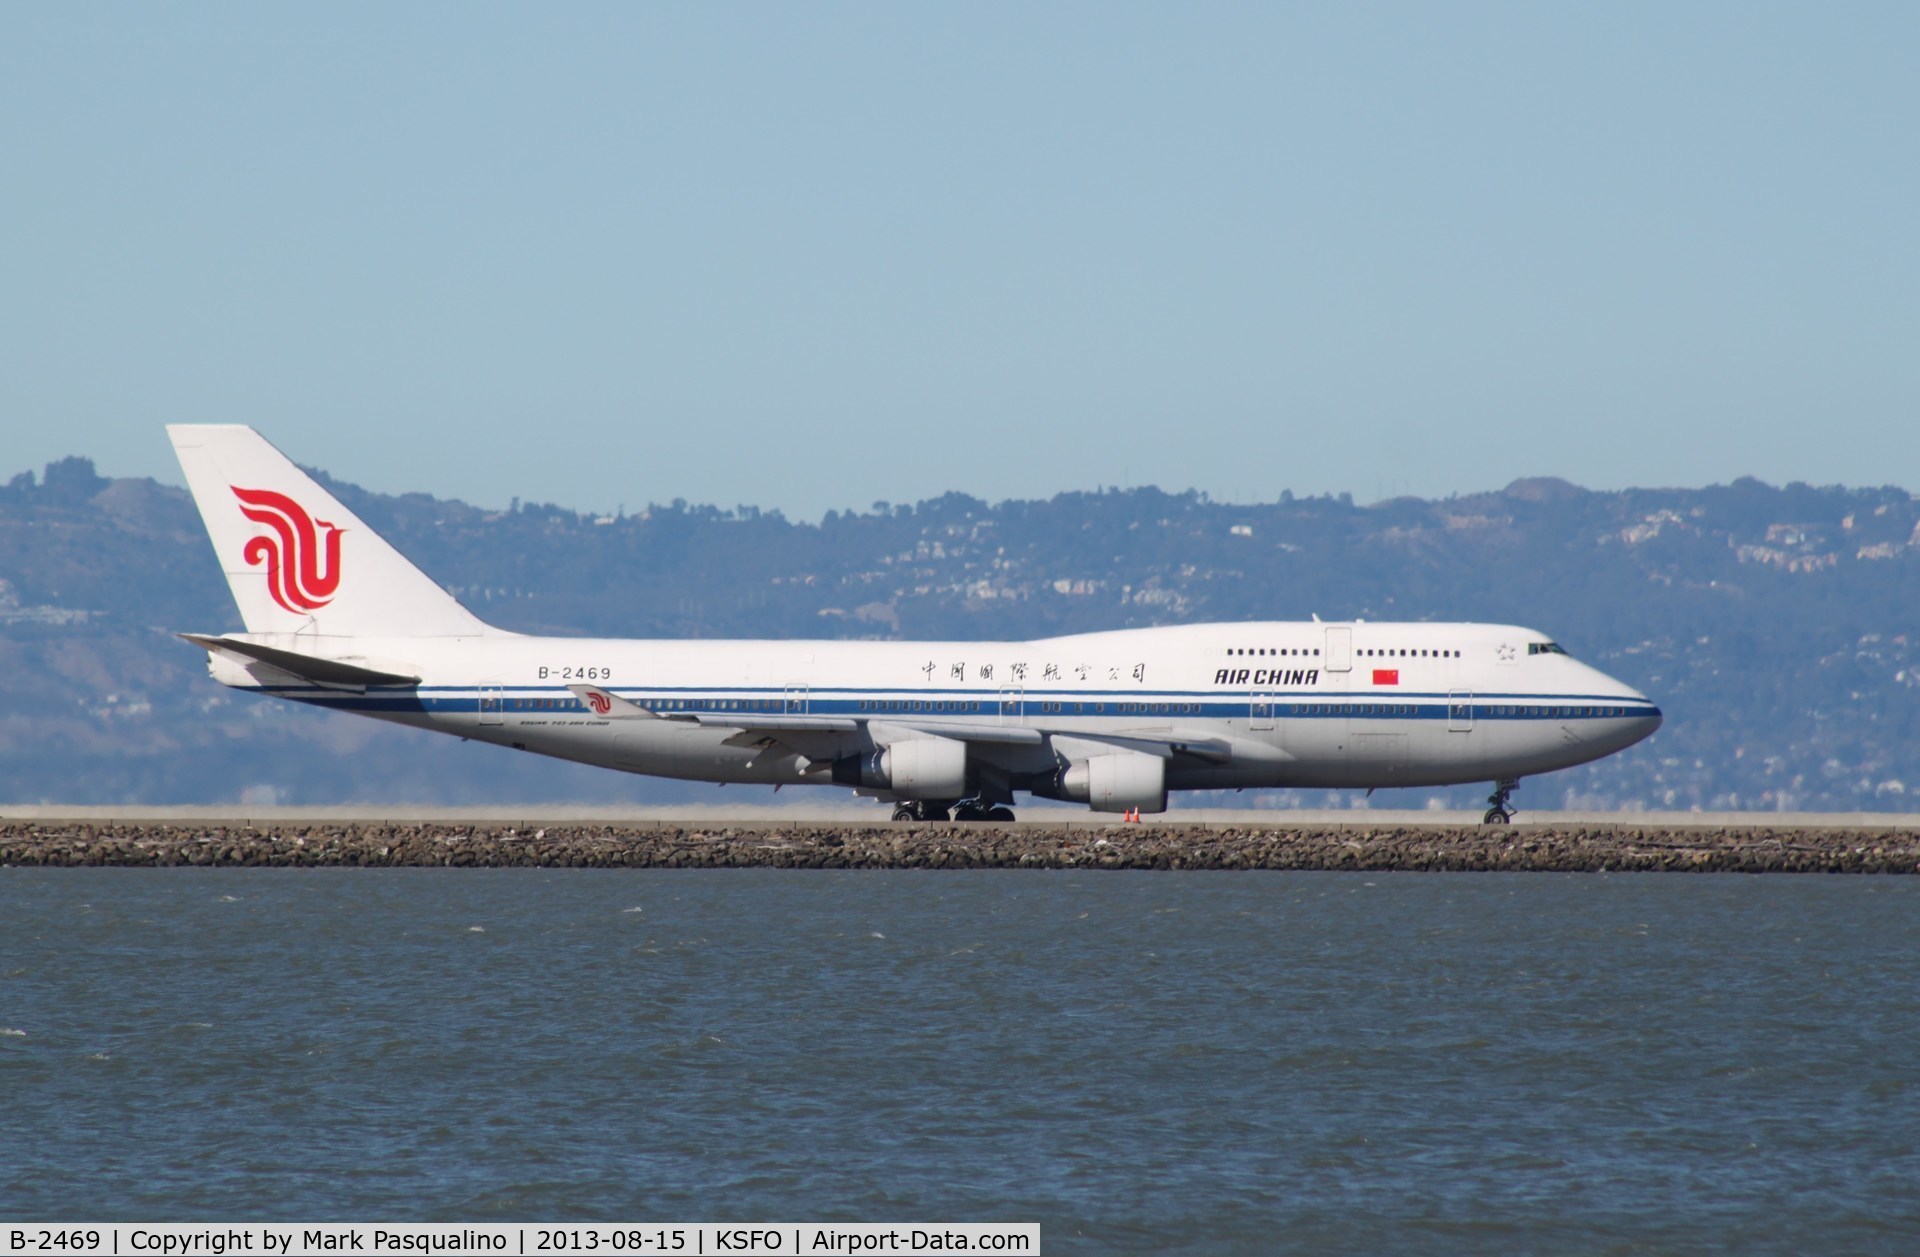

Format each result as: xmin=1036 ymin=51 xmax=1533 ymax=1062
xmin=169 ymin=426 xmax=1661 ymax=822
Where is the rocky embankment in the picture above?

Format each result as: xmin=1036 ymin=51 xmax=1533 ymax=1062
xmin=2 ymin=821 xmax=1917 ymax=872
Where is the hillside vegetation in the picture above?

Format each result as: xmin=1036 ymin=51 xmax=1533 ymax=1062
xmin=2 ymin=455 xmax=1914 ymax=810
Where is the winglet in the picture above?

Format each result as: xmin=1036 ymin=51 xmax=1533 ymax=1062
xmin=567 ymin=684 xmax=658 ymax=719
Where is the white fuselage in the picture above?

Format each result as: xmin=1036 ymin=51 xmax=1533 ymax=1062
xmin=167 ymin=425 xmax=1662 ymax=816
xmin=211 ymin=619 xmax=1661 ymax=801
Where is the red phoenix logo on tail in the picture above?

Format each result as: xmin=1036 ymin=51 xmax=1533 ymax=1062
xmin=231 ymin=486 xmax=346 ymax=614
xmin=585 ymin=690 xmax=612 ymax=716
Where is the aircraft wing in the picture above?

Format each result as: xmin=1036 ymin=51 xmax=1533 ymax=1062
xmin=673 ymin=711 xmax=862 ymax=733
xmin=1052 ymin=729 xmax=1238 ymax=764
xmin=680 ymin=716 xmax=1046 ymax=746
xmin=866 ymin=719 xmax=1044 ymax=746
xmin=569 ymin=687 xmax=1227 ymax=762
xmin=568 ymin=687 xmax=1035 ymax=743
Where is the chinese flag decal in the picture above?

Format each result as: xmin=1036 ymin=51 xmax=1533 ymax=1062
xmin=1372 ymin=669 xmax=1400 ymax=686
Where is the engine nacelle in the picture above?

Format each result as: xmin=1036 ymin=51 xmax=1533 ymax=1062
xmin=831 ymin=737 xmax=968 ymax=799
xmin=1060 ymin=752 xmax=1167 ymax=814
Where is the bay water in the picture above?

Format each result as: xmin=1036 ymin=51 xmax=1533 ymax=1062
xmin=3 ymin=869 xmax=1917 ymax=1254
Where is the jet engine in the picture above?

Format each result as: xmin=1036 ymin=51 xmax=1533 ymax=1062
xmin=1058 ymin=751 xmax=1167 ymax=814
xmin=832 ymin=737 xmax=968 ymax=799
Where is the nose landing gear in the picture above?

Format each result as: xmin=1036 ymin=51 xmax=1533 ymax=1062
xmin=1483 ymin=778 xmax=1520 ymax=825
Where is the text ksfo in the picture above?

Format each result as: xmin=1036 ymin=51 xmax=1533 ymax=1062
xmin=727 ymin=1233 xmax=1023 ymax=1253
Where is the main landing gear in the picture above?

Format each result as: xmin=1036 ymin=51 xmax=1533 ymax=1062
xmin=1483 ymin=778 xmax=1520 ymax=825
xmin=891 ymin=800 xmax=1015 ymax=823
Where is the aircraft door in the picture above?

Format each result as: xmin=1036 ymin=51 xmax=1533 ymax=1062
xmin=1324 ymin=626 xmax=1353 ymax=672
xmin=1249 ymin=690 xmax=1275 ymax=731
xmin=784 ymin=684 xmax=809 ymax=714
xmin=998 ymin=685 xmax=1024 ymax=722
xmin=1448 ymin=689 xmax=1473 ymax=732
xmin=478 ymin=686 xmax=503 ymax=725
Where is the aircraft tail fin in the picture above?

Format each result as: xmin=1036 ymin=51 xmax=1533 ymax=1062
xmin=167 ymin=425 xmax=493 ymax=638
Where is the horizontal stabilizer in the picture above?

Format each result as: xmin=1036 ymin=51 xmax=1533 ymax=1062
xmin=180 ymin=634 xmax=420 ymax=689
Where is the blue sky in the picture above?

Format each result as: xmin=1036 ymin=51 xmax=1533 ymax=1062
xmin=4 ymin=3 xmax=1915 ymax=518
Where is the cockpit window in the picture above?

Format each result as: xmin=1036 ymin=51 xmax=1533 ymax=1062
xmin=1527 ymin=642 xmax=1568 ymax=656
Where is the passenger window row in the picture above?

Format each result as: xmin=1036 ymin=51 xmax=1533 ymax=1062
xmin=1483 ymin=705 xmax=1630 ymax=718
xmin=859 ymin=699 xmax=987 ymax=713
xmin=1280 ymin=703 xmax=1634 ymax=718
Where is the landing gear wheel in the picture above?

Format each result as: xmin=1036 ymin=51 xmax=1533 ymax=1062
xmin=986 ymin=807 xmax=1015 ymax=822
xmin=952 ymin=802 xmax=985 ymax=822
xmin=891 ymin=804 xmax=916 ymax=822
xmin=1482 ymin=778 xmax=1519 ymax=826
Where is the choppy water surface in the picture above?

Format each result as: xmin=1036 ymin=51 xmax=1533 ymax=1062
xmin=3 ymin=870 xmax=1917 ymax=1254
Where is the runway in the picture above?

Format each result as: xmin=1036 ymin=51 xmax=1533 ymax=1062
xmin=6 ymin=803 xmax=1919 ymax=828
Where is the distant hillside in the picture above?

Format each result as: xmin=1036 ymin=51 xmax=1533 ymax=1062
xmin=2 ymin=453 xmax=1914 ymax=810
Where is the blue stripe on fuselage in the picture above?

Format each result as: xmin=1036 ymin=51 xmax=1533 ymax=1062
xmin=248 ymin=685 xmax=1660 ymax=723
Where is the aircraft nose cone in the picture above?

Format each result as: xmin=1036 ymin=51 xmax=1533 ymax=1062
xmin=1596 ymin=666 xmax=1661 ymax=746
